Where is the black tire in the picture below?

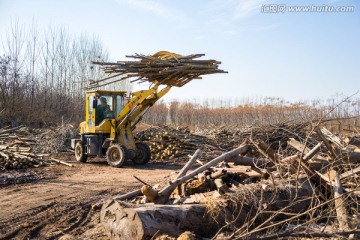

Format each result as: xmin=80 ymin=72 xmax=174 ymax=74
xmin=132 ymin=142 xmax=151 ymax=165
xmin=75 ymin=142 xmax=88 ymax=163
xmin=106 ymin=144 xmax=127 ymax=168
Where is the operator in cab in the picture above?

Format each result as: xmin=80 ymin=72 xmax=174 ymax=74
xmin=96 ymin=97 xmax=110 ymax=125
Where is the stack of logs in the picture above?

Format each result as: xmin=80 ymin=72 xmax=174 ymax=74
xmin=135 ymin=126 xmax=223 ymax=161
xmin=0 ymin=125 xmax=74 ymax=170
xmin=0 ymin=150 xmax=47 ymax=169
xmin=101 ymin=125 xmax=360 ymax=240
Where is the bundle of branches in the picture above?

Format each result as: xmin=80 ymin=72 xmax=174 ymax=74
xmin=90 ymin=51 xmax=227 ymax=88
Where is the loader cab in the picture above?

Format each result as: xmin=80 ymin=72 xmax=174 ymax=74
xmin=83 ymin=90 xmax=126 ymax=134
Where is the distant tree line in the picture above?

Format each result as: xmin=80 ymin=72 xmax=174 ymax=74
xmin=143 ymin=96 xmax=360 ymax=129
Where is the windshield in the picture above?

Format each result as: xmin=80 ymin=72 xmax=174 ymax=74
xmin=95 ymin=94 xmax=124 ymax=125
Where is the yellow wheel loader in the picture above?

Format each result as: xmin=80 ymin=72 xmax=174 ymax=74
xmin=71 ymin=51 xmax=226 ymax=167
xmin=71 ymin=83 xmax=170 ymax=167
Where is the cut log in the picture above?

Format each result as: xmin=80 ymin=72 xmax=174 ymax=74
xmin=334 ymin=172 xmax=350 ymax=231
xmin=113 ymin=189 xmax=142 ymax=201
xmin=287 ymin=138 xmax=310 ymax=154
xmin=302 ymin=142 xmax=322 ymax=161
xmin=287 ymin=139 xmax=322 ymax=162
xmin=48 ymin=158 xmax=73 ymax=167
xmin=315 ymin=127 xmax=337 ymax=159
xmin=141 ymin=185 xmax=158 ymax=202
xmin=176 ymin=149 xmax=202 ymax=179
xmin=321 ymin=127 xmax=343 ymax=148
xmin=100 ymin=200 xmax=212 ymax=240
xmin=225 ymin=155 xmax=268 ymax=167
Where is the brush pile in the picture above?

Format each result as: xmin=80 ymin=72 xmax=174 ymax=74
xmin=90 ymin=51 xmax=227 ymax=88
xmin=102 ymin=122 xmax=360 ymax=240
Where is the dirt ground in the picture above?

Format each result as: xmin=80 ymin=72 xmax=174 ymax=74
xmin=0 ymin=154 xmax=182 ymax=240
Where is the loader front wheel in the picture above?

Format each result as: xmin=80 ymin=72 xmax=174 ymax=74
xmin=132 ymin=142 xmax=151 ymax=165
xmin=106 ymin=144 xmax=127 ymax=168
xmin=75 ymin=142 xmax=88 ymax=163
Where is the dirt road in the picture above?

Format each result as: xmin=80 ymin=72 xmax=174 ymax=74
xmin=0 ymin=155 xmax=181 ymax=239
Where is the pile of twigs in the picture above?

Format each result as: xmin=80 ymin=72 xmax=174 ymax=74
xmin=32 ymin=124 xmax=75 ymax=153
xmin=90 ymin=52 xmax=227 ymax=88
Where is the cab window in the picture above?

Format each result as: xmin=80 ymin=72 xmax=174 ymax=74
xmin=88 ymin=96 xmax=94 ymax=114
xmin=114 ymin=95 xmax=124 ymax=116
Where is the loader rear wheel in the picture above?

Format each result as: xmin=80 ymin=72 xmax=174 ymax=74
xmin=75 ymin=142 xmax=88 ymax=163
xmin=106 ymin=144 xmax=127 ymax=168
xmin=132 ymin=142 xmax=151 ymax=165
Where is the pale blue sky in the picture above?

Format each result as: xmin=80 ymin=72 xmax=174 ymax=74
xmin=0 ymin=0 xmax=359 ymax=103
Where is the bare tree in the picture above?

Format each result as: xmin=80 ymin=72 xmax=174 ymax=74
xmin=0 ymin=21 xmax=129 ymax=126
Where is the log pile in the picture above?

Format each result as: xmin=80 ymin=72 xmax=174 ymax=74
xmin=0 ymin=125 xmax=74 ymax=170
xmin=0 ymin=150 xmax=47 ymax=169
xmin=135 ymin=126 xmax=224 ymax=161
xmin=89 ymin=51 xmax=227 ymax=88
xmin=102 ymin=123 xmax=360 ymax=240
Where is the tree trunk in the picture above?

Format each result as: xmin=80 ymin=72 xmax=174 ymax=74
xmin=225 ymin=155 xmax=268 ymax=167
xmin=100 ymin=200 xmax=212 ymax=240
xmin=334 ymin=172 xmax=350 ymax=231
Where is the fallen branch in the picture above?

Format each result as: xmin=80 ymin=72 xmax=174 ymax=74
xmin=48 ymin=158 xmax=74 ymax=167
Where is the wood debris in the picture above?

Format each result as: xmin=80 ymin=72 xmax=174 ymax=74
xmin=102 ymin=122 xmax=360 ymax=240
